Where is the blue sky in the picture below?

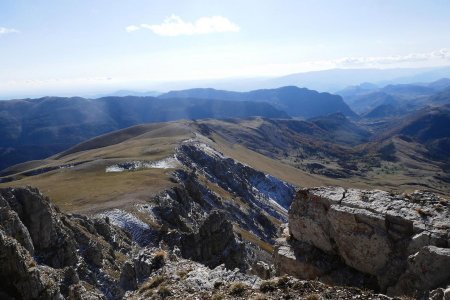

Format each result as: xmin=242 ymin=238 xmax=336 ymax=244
xmin=1 ymin=0 xmax=450 ymax=95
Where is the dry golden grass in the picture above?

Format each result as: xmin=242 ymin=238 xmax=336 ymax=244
xmin=141 ymin=275 xmax=166 ymax=290
xmin=0 ymin=163 xmax=176 ymax=213
xmin=229 ymin=282 xmax=248 ymax=296
xmin=416 ymin=207 xmax=433 ymax=217
xmin=0 ymin=124 xmax=190 ymax=213
xmin=305 ymin=293 xmax=321 ymax=300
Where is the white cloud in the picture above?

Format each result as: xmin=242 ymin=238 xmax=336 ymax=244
xmin=336 ymin=49 xmax=450 ymax=67
xmin=125 ymin=25 xmax=140 ymax=33
xmin=126 ymin=15 xmax=240 ymax=36
xmin=434 ymin=48 xmax=450 ymax=60
xmin=0 ymin=27 xmax=19 ymax=36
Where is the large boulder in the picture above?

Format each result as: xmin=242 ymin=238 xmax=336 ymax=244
xmin=275 ymin=187 xmax=450 ymax=296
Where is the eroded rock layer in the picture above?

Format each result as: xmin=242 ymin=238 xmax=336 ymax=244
xmin=275 ymin=187 xmax=450 ymax=297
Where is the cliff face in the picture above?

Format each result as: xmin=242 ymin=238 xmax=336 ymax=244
xmin=275 ymin=187 xmax=450 ymax=297
xmin=0 ymin=187 xmax=244 ymax=299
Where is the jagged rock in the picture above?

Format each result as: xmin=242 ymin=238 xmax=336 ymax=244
xmin=84 ymin=240 xmax=104 ymax=267
xmin=0 ymin=187 xmax=78 ymax=268
xmin=177 ymin=143 xmax=295 ymax=216
xmin=150 ymin=169 xmax=279 ymax=269
xmin=445 ymin=286 xmax=450 ymax=300
xmin=180 ymin=210 xmax=245 ymax=270
xmin=250 ymin=261 xmax=272 ymax=279
xmin=0 ymin=229 xmax=62 ymax=299
xmin=133 ymin=249 xmax=157 ymax=281
xmin=0 ymin=187 xmax=140 ymax=300
xmin=276 ymin=187 xmax=450 ymax=296
xmin=0 ymin=196 xmax=34 ymax=254
xmin=119 ymin=247 xmax=169 ymax=292
xmin=129 ymin=249 xmax=391 ymax=300
xmin=60 ymin=266 xmax=80 ymax=296
xmin=7 ymin=180 xmax=448 ymax=299
xmin=68 ymin=283 xmax=106 ymax=300
xmin=119 ymin=261 xmax=137 ymax=291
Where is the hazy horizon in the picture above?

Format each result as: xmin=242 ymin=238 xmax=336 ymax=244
xmin=1 ymin=0 xmax=450 ymax=97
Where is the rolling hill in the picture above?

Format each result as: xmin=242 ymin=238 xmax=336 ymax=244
xmin=0 ymin=85 xmax=360 ymax=171
xmin=0 ymin=96 xmax=288 ymax=170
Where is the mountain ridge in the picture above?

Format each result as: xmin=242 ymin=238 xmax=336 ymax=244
xmin=159 ymin=86 xmax=357 ymax=118
xmin=0 ymin=95 xmax=290 ymax=171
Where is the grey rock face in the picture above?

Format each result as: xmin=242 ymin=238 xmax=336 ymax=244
xmin=0 ymin=187 xmax=77 ymax=267
xmin=276 ymin=187 xmax=450 ymax=296
xmin=390 ymin=246 xmax=450 ymax=296
xmin=180 ymin=210 xmax=245 ymax=270
xmin=0 ymin=187 xmax=137 ymax=300
xmin=177 ymin=143 xmax=295 ymax=217
xmin=151 ymin=168 xmax=281 ymax=269
xmin=119 ymin=261 xmax=137 ymax=291
xmin=273 ymin=236 xmax=377 ymax=289
xmin=0 ymin=230 xmax=62 ymax=299
xmin=0 ymin=196 xmax=34 ymax=254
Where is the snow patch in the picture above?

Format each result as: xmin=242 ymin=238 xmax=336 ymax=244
xmin=105 ymin=156 xmax=179 ymax=173
xmin=150 ymin=156 xmax=179 ymax=169
xmin=97 ymin=209 xmax=154 ymax=245
xmin=105 ymin=165 xmax=125 ymax=173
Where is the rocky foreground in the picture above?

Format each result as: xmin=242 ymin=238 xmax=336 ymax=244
xmin=0 ymin=186 xmax=449 ymax=299
xmin=275 ymin=187 xmax=450 ymax=299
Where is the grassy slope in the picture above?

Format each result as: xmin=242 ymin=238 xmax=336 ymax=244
xmin=204 ymin=118 xmax=450 ymax=195
xmin=0 ymin=122 xmax=193 ymax=213
xmin=1 ymin=118 xmax=448 ymax=216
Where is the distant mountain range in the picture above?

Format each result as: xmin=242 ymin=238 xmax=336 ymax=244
xmin=159 ymin=86 xmax=356 ymax=118
xmin=1 ymin=81 xmax=449 ymax=174
xmin=91 ymin=90 xmax=161 ymax=98
xmin=0 ymin=86 xmax=356 ymax=170
xmin=338 ymin=78 xmax=450 ymax=116
xmin=0 ymin=95 xmax=290 ymax=170
xmin=4 ymin=66 xmax=450 ymax=100
xmin=139 ymin=65 xmax=450 ymax=93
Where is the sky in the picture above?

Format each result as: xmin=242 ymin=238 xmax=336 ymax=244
xmin=1 ymin=0 xmax=450 ymax=96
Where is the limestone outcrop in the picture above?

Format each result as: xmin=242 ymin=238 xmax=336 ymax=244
xmin=0 ymin=187 xmax=135 ymax=299
xmin=275 ymin=187 xmax=450 ymax=297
